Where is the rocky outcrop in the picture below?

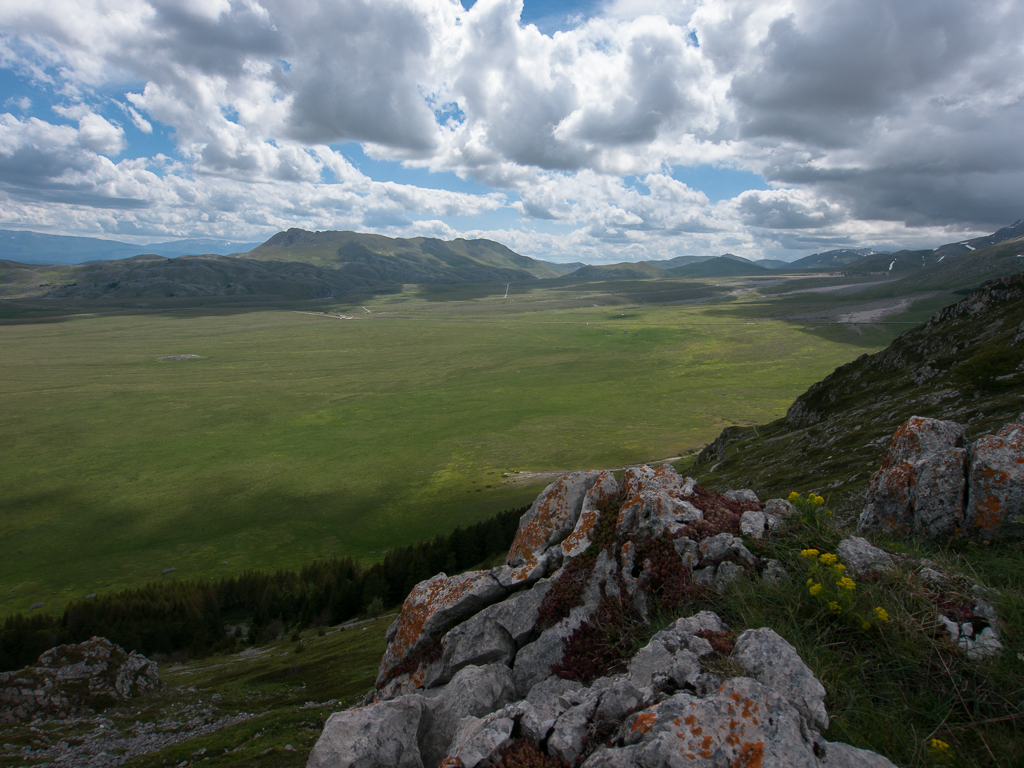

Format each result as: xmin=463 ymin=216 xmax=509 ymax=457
xmin=311 ymin=465 xmax=898 ymax=768
xmin=0 ymin=637 xmax=160 ymax=724
xmin=859 ymin=414 xmax=1024 ymax=540
xmin=966 ymin=416 xmax=1024 ymax=538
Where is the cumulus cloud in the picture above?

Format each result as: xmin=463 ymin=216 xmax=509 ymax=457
xmin=0 ymin=0 xmax=1021 ymax=258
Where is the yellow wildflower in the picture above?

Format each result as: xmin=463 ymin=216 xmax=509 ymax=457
xmin=828 ymin=601 xmax=841 ymax=613
xmin=929 ymin=739 xmax=950 ymax=753
xmin=801 ymin=549 xmax=819 ymax=560
xmin=832 ymin=563 xmax=846 ymax=575
xmin=874 ymin=607 xmax=889 ymax=622
xmin=838 ymin=577 xmax=856 ymax=591
xmin=862 ymin=621 xmax=872 ymax=630
xmin=812 ymin=494 xmax=825 ymax=506
xmin=788 ymin=491 xmax=800 ymax=503
xmin=809 ymin=583 xmax=822 ymax=596
xmin=818 ymin=553 xmax=837 ymax=566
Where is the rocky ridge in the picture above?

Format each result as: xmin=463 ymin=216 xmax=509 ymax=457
xmin=308 ymin=465 xmax=899 ymax=768
xmin=859 ymin=413 xmax=1024 ymax=540
xmin=0 ymin=637 xmax=159 ymax=724
xmin=694 ymin=271 xmax=1024 ymax=518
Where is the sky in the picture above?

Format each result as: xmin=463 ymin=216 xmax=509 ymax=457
xmin=0 ymin=0 xmax=1022 ymax=263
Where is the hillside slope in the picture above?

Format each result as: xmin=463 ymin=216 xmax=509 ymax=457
xmin=245 ymin=229 xmax=560 ymax=281
xmin=0 ymin=254 xmax=366 ymax=300
xmin=665 ymin=255 xmax=772 ymax=278
xmin=690 ymin=272 xmax=1024 ymax=517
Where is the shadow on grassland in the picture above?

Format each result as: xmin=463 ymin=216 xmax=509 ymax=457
xmin=0 ymin=473 xmax=535 ymax=618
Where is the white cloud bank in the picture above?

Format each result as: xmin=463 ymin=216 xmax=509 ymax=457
xmin=0 ymin=0 xmax=1021 ymax=261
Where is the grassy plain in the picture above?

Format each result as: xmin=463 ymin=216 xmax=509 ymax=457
xmin=0 ymin=275 xmax=937 ymax=616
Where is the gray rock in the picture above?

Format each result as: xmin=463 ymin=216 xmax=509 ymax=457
xmin=725 ymin=489 xmax=760 ymax=504
xmin=442 ymin=712 xmax=515 ymax=768
xmin=762 ymin=559 xmax=790 ymax=584
xmin=740 ymin=510 xmax=767 ymax=538
xmin=818 ymin=739 xmax=899 ymax=767
xmin=512 ymin=608 xmax=588 ymax=698
xmin=764 ymin=498 xmax=796 ymax=516
xmin=731 ymin=627 xmax=828 ymax=730
xmin=673 ymin=537 xmax=700 ymax=569
xmin=469 ymin=577 xmax=554 ymax=649
xmin=858 ymin=417 xmax=968 ymax=538
xmin=937 ymin=615 xmax=1004 ymax=660
xmin=561 ymin=471 xmax=621 ymax=559
xmin=377 ymin=570 xmax=506 ymax=686
xmin=626 ymin=640 xmax=673 ymax=690
xmin=698 ymin=532 xmax=757 ymax=565
xmin=419 ymin=663 xmax=516 ymax=768
xmin=307 ymin=696 xmax=426 ymax=768
xmin=518 ymin=675 xmax=584 ymax=742
xmin=611 ymin=678 xmax=819 ymax=767
xmin=548 ymin=689 xmax=601 ymax=765
xmin=692 ymin=565 xmax=715 ymax=589
xmin=438 ymin=615 xmax=516 ymax=685
xmin=593 ymin=678 xmax=643 ymax=724
xmin=1 ymin=637 xmax=159 ymax=725
xmin=499 ymin=471 xmax=604 ymax=587
xmin=765 ymin=513 xmax=784 ymax=531
xmin=712 ymin=560 xmax=745 ymax=592
xmin=837 ymin=536 xmax=894 ymax=576
xmin=965 ymin=415 xmax=1024 ymax=539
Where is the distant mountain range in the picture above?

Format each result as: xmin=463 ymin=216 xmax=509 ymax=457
xmin=247 ymin=228 xmax=567 ymax=280
xmin=1 ymin=219 xmax=1022 ymax=301
xmin=0 ymin=230 xmax=262 ymax=265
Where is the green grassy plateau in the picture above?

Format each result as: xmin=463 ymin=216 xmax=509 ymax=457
xmin=0 ymin=275 xmax=937 ymax=616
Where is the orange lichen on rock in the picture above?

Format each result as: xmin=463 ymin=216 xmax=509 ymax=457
xmin=561 ymin=509 xmax=599 ymax=558
xmin=631 ymin=712 xmax=657 ymax=735
xmin=733 ymin=741 xmax=765 ymax=768
xmin=506 ymin=471 xmax=603 ymax=572
xmin=377 ymin=569 xmax=503 ymax=685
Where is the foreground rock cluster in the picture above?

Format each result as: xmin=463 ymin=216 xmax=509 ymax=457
xmin=859 ymin=413 xmax=1024 ymax=539
xmin=308 ymin=466 xmax=897 ymax=767
xmin=0 ymin=637 xmax=160 ymax=724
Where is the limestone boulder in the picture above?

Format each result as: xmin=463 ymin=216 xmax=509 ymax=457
xmin=495 ymin=471 xmax=604 ymax=587
xmin=764 ymin=498 xmax=796 ymax=517
xmin=419 ymin=663 xmax=517 ymax=768
xmin=377 ymin=571 xmax=506 ymax=686
xmin=561 ymin=471 xmax=621 ymax=559
xmin=615 ymin=465 xmax=698 ymax=535
xmin=740 ymin=510 xmax=767 ymax=538
xmin=441 ymin=712 xmax=515 ymax=768
xmin=858 ymin=416 xmax=968 ymax=538
xmin=307 ymin=696 xmax=426 ymax=768
xmin=518 ymin=675 xmax=585 ymax=743
xmin=725 ymin=488 xmax=760 ymax=504
xmin=731 ymin=627 xmax=828 ymax=731
xmin=965 ymin=414 xmax=1024 ymax=539
xmin=599 ymin=678 xmax=822 ymax=768
xmin=837 ymin=537 xmax=894 ymax=576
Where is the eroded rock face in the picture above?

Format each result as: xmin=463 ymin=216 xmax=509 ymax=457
xmin=307 ymin=696 xmax=426 ymax=768
xmin=859 ymin=414 xmax=1024 ymax=541
xmin=309 ymin=464 xmax=901 ymax=768
xmin=966 ymin=415 xmax=1024 ymax=539
xmin=0 ymin=637 xmax=160 ymax=724
xmin=859 ymin=416 xmax=968 ymax=538
xmin=494 ymin=471 xmax=605 ymax=587
xmin=376 ymin=570 xmax=506 ymax=687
